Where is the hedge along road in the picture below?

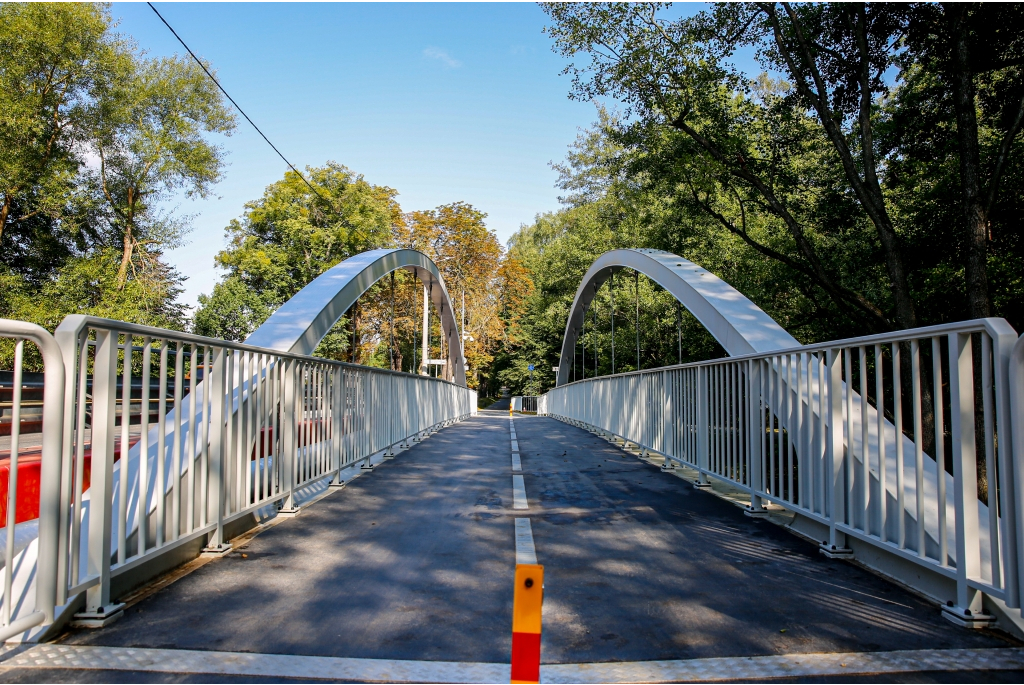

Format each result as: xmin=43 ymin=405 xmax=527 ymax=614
xmin=1 ymin=411 xmax=1018 ymax=683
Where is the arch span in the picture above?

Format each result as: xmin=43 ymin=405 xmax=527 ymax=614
xmin=556 ymin=249 xmax=797 ymax=387
xmin=246 ymin=248 xmax=466 ymax=386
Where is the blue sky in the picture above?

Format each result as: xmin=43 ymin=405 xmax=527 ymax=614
xmin=111 ymin=2 xmax=608 ymax=310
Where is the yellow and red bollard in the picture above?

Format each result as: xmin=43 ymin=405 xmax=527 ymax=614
xmin=511 ymin=564 xmax=543 ymax=684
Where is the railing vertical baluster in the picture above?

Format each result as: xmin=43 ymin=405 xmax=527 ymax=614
xmin=156 ymin=342 xmax=168 ymax=548
xmin=117 ymin=336 xmax=131 ymax=564
xmin=827 ymin=347 xmax=846 ymax=550
xmin=875 ymin=344 xmax=887 ymax=543
xmin=697 ymin=366 xmax=709 ymax=485
xmin=281 ymin=359 xmax=297 ymax=513
xmin=860 ymin=346 xmax=870 ymax=533
xmin=817 ymin=353 xmax=827 ymax=516
xmin=981 ymin=335 xmax=1000 ymax=590
xmin=893 ymin=341 xmax=905 ymax=550
xmin=949 ymin=331 xmax=981 ymax=614
xmin=172 ymin=340 xmax=184 ymax=540
xmin=3 ymin=340 xmax=24 ymax=625
xmin=199 ymin=345 xmax=210 ymax=529
xmin=187 ymin=344 xmax=198 ymax=533
xmin=912 ymin=339 xmax=926 ymax=557
xmin=932 ymin=337 xmax=948 ymax=566
xmin=204 ymin=346 xmax=228 ymax=553
xmin=139 ymin=339 xmax=151 ymax=556
xmin=84 ymin=328 xmax=118 ymax=615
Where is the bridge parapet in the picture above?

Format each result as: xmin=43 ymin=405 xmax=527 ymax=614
xmin=546 ymin=316 xmax=1024 ymax=632
xmin=0 ymin=314 xmax=475 ymax=642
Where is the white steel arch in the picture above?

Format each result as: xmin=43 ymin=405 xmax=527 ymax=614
xmin=246 ymin=248 xmax=466 ymax=386
xmin=557 ymin=249 xmax=797 ymax=386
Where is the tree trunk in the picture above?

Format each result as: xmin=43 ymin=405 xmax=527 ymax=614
xmin=117 ymin=235 xmax=134 ymax=287
xmin=0 ymin=195 xmax=10 ymax=246
xmin=948 ymin=4 xmax=991 ymax=319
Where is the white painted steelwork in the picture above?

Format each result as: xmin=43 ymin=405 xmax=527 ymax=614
xmin=556 ymin=249 xmax=798 ymax=387
xmin=512 ymin=396 xmax=539 ymax=413
xmin=245 ymin=248 xmax=467 ymax=386
xmin=545 ymin=317 xmax=1022 ymax=623
xmin=45 ymin=316 xmax=475 ymax=623
xmin=0 ymin=320 xmax=64 ymax=642
xmin=0 ymin=312 xmax=475 ymax=639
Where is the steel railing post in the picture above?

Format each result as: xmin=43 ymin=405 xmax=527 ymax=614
xmin=948 ymin=331 xmax=983 ymax=618
xmin=280 ymin=359 xmax=299 ymax=513
xmin=824 ymin=347 xmax=851 ymax=556
xmin=696 ymin=366 xmax=710 ymax=486
xmin=203 ymin=347 xmax=231 ymax=554
xmin=79 ymin=328 xmax=122 ymax=622
xmin=1010 ymin=333 xmax=1024 ymax=610
xmin=331 ymin=365 xmax=343 ymax=485
xmin=747 ymin=359 xmax=765 ymax=513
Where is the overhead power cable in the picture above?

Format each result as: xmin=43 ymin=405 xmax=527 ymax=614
xmin=146 ymin=2 xmax=330 ymax=205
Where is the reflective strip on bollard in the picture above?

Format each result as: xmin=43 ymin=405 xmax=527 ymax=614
xmin=511 ymin=563 xmax=543 ymax=684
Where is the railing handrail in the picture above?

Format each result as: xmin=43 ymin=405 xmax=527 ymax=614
xmin=545 ymin=316 xmax=1023 ymax=627
xmin=0 ymin=318 xmax=65 ymax=640
xmin=54 ymin=314 xmax=462 ymax=387
xmin=558 ymin=316 xmax=1017 ymax=388
xmin=1 ymin=314 xmax=476 ymax=641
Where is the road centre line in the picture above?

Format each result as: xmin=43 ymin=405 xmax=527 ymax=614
xmin=514 ymin=518 xmax=537 ymax=565
xmin=512 ymin=474 xmax=528 ymax=510
xmin=512 ymin=452 xmax=522 ymax=471
xmin=511 ymin=439 xmax=519 ymax=452
xmin=2 ymin=643 xmax=1020 ymax=683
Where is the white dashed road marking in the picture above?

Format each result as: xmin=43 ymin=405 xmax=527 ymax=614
xmin=512 ymin=452 xmax=522 ymax=471
xmin=512 ymin=474 xmax=528 ymax=510
xmin=514 ymin=518 xmax=537 ymax=565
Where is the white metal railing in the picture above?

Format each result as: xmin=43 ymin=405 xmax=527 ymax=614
xmin=0 ymin=320 xmax=64 ymax=642
xmin=545 ymin=318 xmax=1022 ymax=622
xmin=512 ymin=396 xmax=540 ymax=413
xmin=0 ymin=315 xmax=475 ymax=636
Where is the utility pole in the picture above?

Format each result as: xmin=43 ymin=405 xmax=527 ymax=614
xmin=389 ymin=271 xmax=396 ymax=370
xmin=610 ymin=272 xmax=615 ymax=374
xmin=635 ymin=270 xmax=640 ymax=371
xmin=351 ymin=302 xmax=359 ymax=364
xmin=676 ymin=300 xmax=682 ymax=364
xmin=420 ymin=282 xmax=429 ymax=375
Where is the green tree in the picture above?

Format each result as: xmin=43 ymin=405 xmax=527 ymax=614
xmin=195 ymin=162 xmax=402 ymax=347
xmin=542 ymin=2 xmax=1024 ymax=333
xmin=0 ymin=2 xmax=122 ymax=247
xmin=89 ymin=54 xmax=236 ymax=285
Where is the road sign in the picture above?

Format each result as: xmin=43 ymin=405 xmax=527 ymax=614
xmin=528 ymin=364 xmax=534 ymax=371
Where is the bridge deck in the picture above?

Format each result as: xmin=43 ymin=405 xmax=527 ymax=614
xmin=1 ymin=412 xmax=1020 ymax=682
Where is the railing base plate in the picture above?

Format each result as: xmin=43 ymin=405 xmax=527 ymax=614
xmin=71 ymin=603 xmax=125 ymax=629
xmin=201 ymin=542 xmax=234 ymax=557
xmin=277 ymin=508 xmax=301 ymax=518
xmin=743 ymin=506 xmax=769 ymax=518
xmin=942 ymin=605 xmax=996 ymax=629
xmin=818 ymin=543 xmax=854 ymax=559
xmin=328 ymin=482 xmax=347 ymax=490
xmin=692 ymin=481 xmax=712 ymax=490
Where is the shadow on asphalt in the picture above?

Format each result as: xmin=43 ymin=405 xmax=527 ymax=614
xmin=51 ymin=415 xmax=1017 ymax=669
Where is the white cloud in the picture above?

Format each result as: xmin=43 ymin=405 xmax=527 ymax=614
xmin=423 ymin=46 xmax=461 ymax=69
